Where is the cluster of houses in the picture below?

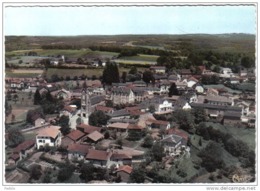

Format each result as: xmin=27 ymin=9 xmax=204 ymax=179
xmin=5 ymin=64 xmax=256 ymax=182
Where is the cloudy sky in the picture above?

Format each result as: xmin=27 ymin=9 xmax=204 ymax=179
xmin=4 ymin=5 xmax=256 ymax=36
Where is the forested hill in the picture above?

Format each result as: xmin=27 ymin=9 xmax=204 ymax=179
xmin=5 ymin=34 xmax=255 ymax=55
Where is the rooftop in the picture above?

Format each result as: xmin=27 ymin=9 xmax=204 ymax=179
xmin=116 ymin=165 xmax=133 ymax=174
xmin=107 ymin=122 xmax=129 ymax=129
xmin=37 ymin=126 xmax=60 ymax=139
xmin=86 ymin=149 xmax=110 ymax=161
xmin=87 ymin=131 xmax=104 ymax=142
xmin=67 ymin=143 xmax=91 ymax=155
xmin=66 ymin=130 xmax=85 ymax=142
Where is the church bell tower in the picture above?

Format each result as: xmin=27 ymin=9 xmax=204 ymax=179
xmin=81 ymin=88 xmax=91 ymax=124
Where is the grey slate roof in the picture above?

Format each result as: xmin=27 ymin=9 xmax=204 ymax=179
xmin=107 ymin=109 xmax=130 ymax=118
xmin=190 ymin=103 xmax=242 ymax=112
xmin=90 ymin=95 xmax=105 ymax=105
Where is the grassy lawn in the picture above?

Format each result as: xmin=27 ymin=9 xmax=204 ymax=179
xmin=119 ymin=54 xmax=159 ymax=62
xmin=6 ymin=49 xmax=119 ymax=59
xmin=22 ymin=131 xmax=37 ymax=141
xmin=5 ymin=71 xmax=41 ymax=78
xmin=114 ymin=59 xmax=156 ymax=65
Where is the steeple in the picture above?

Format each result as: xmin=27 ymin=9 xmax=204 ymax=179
xmin=81 ymin=88 xmax=91 ymax=124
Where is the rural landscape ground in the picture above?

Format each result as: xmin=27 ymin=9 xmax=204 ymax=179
xmin=4 ymin=34 xmax=256 ymax=184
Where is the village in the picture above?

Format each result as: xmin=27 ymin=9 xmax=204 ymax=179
xmin=4 ymin=53 xmax=256 ymax=184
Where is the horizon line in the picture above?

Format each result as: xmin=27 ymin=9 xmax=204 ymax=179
xmin=5 ymin=32 xmax=256 ymax=37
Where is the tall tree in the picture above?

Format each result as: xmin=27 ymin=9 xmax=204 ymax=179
xmin=34 ymin=89 xmax=42 ymax=105
xmin=102 ymin=62 xmax=120 ymax=85
xmin=172 ymin=109 xmax=195 ymax=132
xmin=129 ymin=66 xmax=138 ymax=75
xmin=168 ymin=82 xmax=179 ymax=97
xmin=59 ymin=115 xmax=70 ymax=135
xmin=89 ymin=110 xmax=110 ymax=127
xmin=241 ymin=56 xmax=255 ymax=68
xmin=129 ymin=167 xmax=146 ymax=183
xmin=6 ymin=127 xmax=24 ymax=147
xmin=151 ymin=142 xmax=165 ymax=162
xmin=142 ymin=70 xmax=155 ymax=84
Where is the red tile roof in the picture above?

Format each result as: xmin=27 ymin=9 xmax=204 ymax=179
xmin=66 ymin=130 xmax=85 ymax=141
xmin=67 ymin=143 xmax=91 ymax=155
xmin=77 ymin=124 xmax=101 ymax=134
xmin=127 ymin=124 xmax=145 ymax=130
xmin=13 ymin=140 xmax=35 ymax=153
xmin=87 ymin=131 xmax=104 ymax=142
xmin=116 ymin=165 xmax=133 ymax=174
xmin=37 ymin=126 xmax=61 ymax=139
xmin=86 ymin=149 xmax=110 ymax=161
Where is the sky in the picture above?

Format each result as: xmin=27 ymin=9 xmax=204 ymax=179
xmin=4 ymin=5 xmax=256 ymax=36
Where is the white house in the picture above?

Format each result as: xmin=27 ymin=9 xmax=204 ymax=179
xmin=182 ymin=102 xmax=192 ymax=110
xmin=194 ymin=83 xmax=204 ymax=94
xmin=219 ymin=67 xmax=234 ymax=78
xmin=156 ymin=100 xmax=173 ymax=114
xmin=36 ymin=126 xmax=62 ymax=149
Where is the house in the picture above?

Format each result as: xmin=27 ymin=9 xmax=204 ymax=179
xmin=159 ymin=80 xmax=171 ymax=94
xmin=204 ymin=95 xmax=234 ymax=106
xmin=168 ymin=74 xmax=181 ymax=82
xmin=107 ymin=122 xmax=129 ymax=132
xmin=107 ymin=109 xmax=130 ymax=119
xmin=36 ymin=126 xmax=62 ymax=149
xmin=219 ymin=67 xmax=234 ymax=78
xmin=127 ymin=124 xmax=145 ymax=132
xmin=76 ymin=124 xmax=101 ymax=134
xmin=95 ymin=105 xmax=114 ymax=114
xmin=61 ymin=129 xmax=85 ymax=148
xmin=146 ymin=119 xmax=170 ymax=130
xmin=194 ymin=83 xmax=204 ymax=94
xmin=133 ymin=80 xmax=146 ymax=87
xmin=51 ymin=88 xmax=71 ymax=100
xmin=67 ymin=143 xmax=92 ymax=161
xmin=155 ymin=99 xmax=173 ymax=114
xmin=150 ymin=66 xmax=166 ymax=74
xmin=206 ymin=88 xmax=219 ymax=96
xmin=12 ymin=140 xmax=35 ymax=161
xmin=86 ymin=131 xmax=104 ymax=143
xmin=86 ymin=80 xmax=105 ymax=95
xmin=115 ymin=165 xmax=133 ymax=183
xmin=85 ymin=149 xmax=111 ymax=167
xmin=132 ymin=88 xmax=149 ymax=102
xmin=185 ymin=77 xmax=199 ymax=88
xmin=179 ymin=69 xmax=192 ymax=78
xmin=190 ymin=103 xmax=242 ymax=119
xmin=228 ymin=77 xmax=240 ymax=84
xmin=8 ymin=154 xmax=20 ymax=165
xmin=110 ymin=152 xmax=132 ymax=167
xmin=236 ymin=101 xmax=251 ymax=116
xmin=60 ymin=105 xmax=77 ymax=118
xmin=223 ymin=111 xmax=241 ymax=125
xmin=138 ymin=97 xmax=173 ymax=114
xmin=110 ymin=87 xmax=135 ymax=105
xmin=160 ymin=134 xmax=187 ymax=153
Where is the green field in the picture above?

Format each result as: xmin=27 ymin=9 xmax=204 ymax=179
xmin=46 ymin=67 xmax=147 ymax=78
xmin=6 ymin=49 xmax=119 ymax=59
xmin=5 ymin=72 xmax=41 ymax=78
